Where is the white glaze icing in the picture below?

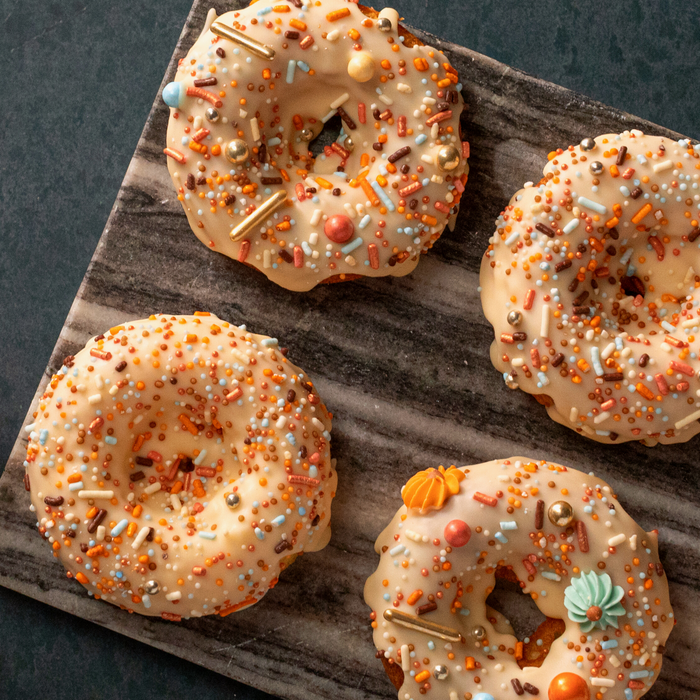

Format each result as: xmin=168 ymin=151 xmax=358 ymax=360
xmin=24 ymin=313 xmax=336 ymax=619
xmin=364 ymin=458 xmax=674 ymax=700
xmin=163 ymin=0 xmax=468 ymax=291
xmin=480 ymin=131 xmax=700 ymax=445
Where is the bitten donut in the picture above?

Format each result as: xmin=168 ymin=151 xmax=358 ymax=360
xmin=481 ymin=131 xmax=700 ymax=445
xmin=364 ymin=458 xmax=674 ymax=700
xmin=23 ymin=313 xmax=336 ymax=620
xmin=162 ymin=0 xmax=469 ymax=291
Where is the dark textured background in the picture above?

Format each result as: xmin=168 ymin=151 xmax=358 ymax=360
xmin=1 ymin=0 xmax=698 ymax=697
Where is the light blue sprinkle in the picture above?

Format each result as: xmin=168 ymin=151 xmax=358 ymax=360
xmin=538 ymin=371 xmax=550 ymax=386
xmin=629 ymin=670 xmax=650 ymax=679
xmin=459 ymin=608 xmax=470 ymax=616
xmin=504 ymin=231 xmax=520 ymax=246
xmin=302 ymin=241 xmax=312 ymax=256
xmin=371 ymin=181 xmax=395 ymax=211
xmin=267 ymin=137 xmax=281 ymax=146
xmin=661 ymin=320 xmax=675 ymax=333
xmin=494 ymin=532 xmax=508 ymax=543
xmin=591 ymin=346 xmax=604 ymax=376
xmin=541 ymin=571 xmax=561 ymax=581
xmin=194 ymin=449 xmax=207 ymax=466
xmin=256 ymin=5 xmax=272 ymax=15
xmin=286 ymin=432 xmax=297 ymax=446
xmin=199 ymin=531 xmax=217 ymax=540
xmin=620 ymin=185 xmax=631 ymax=197
xmin=110 ymin=519 xmax=128 ymax=537
xmin=39 ymin=429 xmax=49 ymax=445
xmin=286 ymin=60 xmax=296 ymax=84
xmin=105 ymin=436 xmax=117 ymax=445
xmin=254 ymin=527 xmax=265 ymax=540
xmin=297 ymin=60 xmax=310 ymax=73
xmin=68 ymin=482 xmax=84 ymax=492
xmin=341 ymin=237 xmax=364 ymax=254
xmin=601 ymin=639 xmax=618 ymax=649
xmin=415 ymin=134 xmax=427 ymax=145
xmin=578 ymin=196 xmax=607 ymax=214
xmin=358 ymin=214 xmax=371 ymax=229
xmin=499 ymin=521 xmax=518 ymax=530
xmin=272 ymin=515 xmax=286 ymax=527
xmin=389 ymin=544 xmax=405 ymax=556
xmin=262 ymin=338 xmax=278 ymax=346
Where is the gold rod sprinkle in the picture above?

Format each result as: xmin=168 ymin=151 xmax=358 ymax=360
xmin=383 ymin=609 xmax=462 ymax=642
xmin=229 ymin=190 xmax=288 ymax=243
xmin=211 ymin=22 xmax=276 ymax=61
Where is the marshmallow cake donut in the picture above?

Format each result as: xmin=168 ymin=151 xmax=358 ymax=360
xmin=23 ymin=313 xmax=336 ymax=620
xmin=364 ymin=458 xmax=674 ymax=700
xmin=162 ymin=0 xmax=469 ymax=291
xmin=481 ymin=132 xmax=700 ymax=445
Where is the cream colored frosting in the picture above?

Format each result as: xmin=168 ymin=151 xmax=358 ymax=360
xmin=480 ymin=131 xmax=700 ymax=445
xmin=163 ymin=0 xmax=468 ymax=291
xmin=364 ymin=458 xmax=674 ymax=700
xmin=24 ymin=313 xmax=336 ymax=619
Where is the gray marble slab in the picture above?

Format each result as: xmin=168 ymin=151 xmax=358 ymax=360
xmin=1 ymin=1 xmax=698 ymax=698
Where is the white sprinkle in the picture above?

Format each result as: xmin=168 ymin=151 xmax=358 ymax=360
xmin=590 ymin=678 xmax=615 ymax=687
xmin=109 ymin=385 xmax=119 ymax=396
xmin=310 ymin=209 xmax=323 ymax=226
xmin=263 ymin=249 xmax=271 ymax=268
xmin=144 ymin=482 xmax=162 ymax=495
xmin=276 ymin=415 xmax=287 ymax=429
xmin=676 ymin=408 xmax=700 ymax=430
xmin=131 ymin=526 xmax=151 ymax=550
xmin=78 ymin=490 xmax=114 ymax=500
xmin=96 ymin=525 xmax=105 ymax=542
xmin=88 ymin=394 xmax=102 ymax=405
xmin=378 ymin=93 xmax=393 ymax=105
xmin=653 ymin=159 xmax=673 ymax=173
xmin=344 ymin=202 xmax=357 ymax=219
xmin=170 ymin=493 xmax=182 ymax=511
xmin=250 ymin=117 xmax=260 ymax=142
xmin=165 ymin=591 xmax=182 ymax=602
xmin=312 ymin=417 xmax=325 ymax=431
xmin=401 ymin=644 xmax=411 ymax=671
xmin=397 ymin=83 xmax=412 ymax=93
xmin=330 ymin=93 xmax=350 ymax=109
xmin=569 ymin=407 xmax=579 ymax=422
xmin=345 ymin=255 xmax=357 ymax=266
xmin=608 ymin=533 xmax=626 ymax=547
xmin=326 ymin=29 xmax=340 ymax=41
xmin=629 ymin=534 xmax=637 ymax=550
xmin=601 ymin=342 xmax=616 ymax=360
xmin=594 ymin=411 xmax=610 ymax=424
xmin=541 ymin=305 xmax=550 ymax=337
xmin=421 ymin=154 xmax=435 ymax=164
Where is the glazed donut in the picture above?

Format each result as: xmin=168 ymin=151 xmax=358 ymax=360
xmin=162 ymin=0 xmax=469 ymax=291
xmin=364 ymin=458 xmax=674 ymax=700
xmin=480 ymin=131 xmax=700 ymax=445
xmin=23 ymin=313 xmax=336 ymax=620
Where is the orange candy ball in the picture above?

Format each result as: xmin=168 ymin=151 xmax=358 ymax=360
xmin=548 ymin=673 xmax=590 ymax=700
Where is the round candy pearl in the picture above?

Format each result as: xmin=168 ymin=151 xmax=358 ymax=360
xmin=162 ymin=81 xmax=184 ymax=109
xmin=347 ymin=53 xmax=375 ymax=82
xmin=473 ymin=694 xmax=495 ymax=700
xmin=444 ymin=519 xmax=471 ymax=547
xmin=548 ymin=673 xmax=590 ymax=700
xmin=324 ymin=215 xmax=354 ymax=243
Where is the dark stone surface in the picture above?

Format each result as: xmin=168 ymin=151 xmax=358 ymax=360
xmin=1 ymin=1 xmax=699 ymax=699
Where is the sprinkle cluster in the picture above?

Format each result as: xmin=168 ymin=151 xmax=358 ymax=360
xmin=25 ymin=313 xmax=336 ymax=619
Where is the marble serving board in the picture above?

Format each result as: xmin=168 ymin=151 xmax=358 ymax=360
xmin=1 ymin=1 xmax=698 ymax=698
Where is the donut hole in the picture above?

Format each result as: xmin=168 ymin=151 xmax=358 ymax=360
xmin=308 ymin=113 xmax=344 ymax=160
xmin=485 ymin=567 xmax=565 ymax=668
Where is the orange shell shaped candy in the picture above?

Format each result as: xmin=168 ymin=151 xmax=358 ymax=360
xmin=402 ymin=466 xmax=465 ymax=512
xmin=548 ymin=673 xmax=590 ymax=700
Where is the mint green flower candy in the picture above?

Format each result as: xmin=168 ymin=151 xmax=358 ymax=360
xmin=564 ymin=570 xmax=626 ymax=632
